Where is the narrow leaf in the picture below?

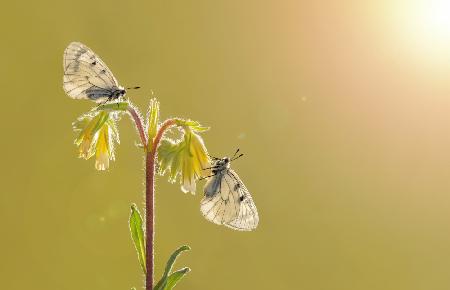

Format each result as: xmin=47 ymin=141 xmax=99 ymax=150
xmin=165 ymin=267 xmax=191 ymax=289
xmin=154 ymin=245 xmax=191 ymax=290
xmin=162 ymin=246 xmax=190 ymax=283
xmin=129 ymin=204 xmax=146 ymax=274
xmin=153 ymin=277 xmax=167 ymax=290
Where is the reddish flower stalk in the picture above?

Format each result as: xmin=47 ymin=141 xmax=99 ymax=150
xmin=127 ymin=106 xmax=148 ymax=148
xmin=128 ymin=107 xmax=176 ymax=290
xmin=145 ymin=119 xmax=176 ymax=290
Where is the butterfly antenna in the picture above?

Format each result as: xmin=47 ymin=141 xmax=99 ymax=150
xmin=231 ymin=153 xmax=244 ymax=162
xmin=231 ymin=151 xmax=244 ymax=162
xmin=126 ymin=86 xmax=141 ymax=90
xmin=231 ymin=148 xmax=240 ymax=159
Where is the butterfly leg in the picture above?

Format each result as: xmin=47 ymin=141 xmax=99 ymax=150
xmin=199 ymin=174 xmax=216 ymax=181
xmin=96 ymin=98 xmax=109 ymax=109
xmin=106 ymin=96 xmax=120 ymax=109
xmin=202 ymin=165 xmax=221 ymax=170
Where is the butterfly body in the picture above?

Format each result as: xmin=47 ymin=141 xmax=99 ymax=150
xmin=201 ymin=156 xmax=259 ymax=231
xmin=205 ymin=157 xmax=231 ymax=198
xmin=63 ymin=42 xmax=127 ymax=103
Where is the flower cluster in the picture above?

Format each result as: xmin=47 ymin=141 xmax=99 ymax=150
xmin=72 ymin=110 xmax=120 ymax=171
xmin=158 ymin=121 xmax=210 ymax=194
xmin=71 ymin=99 xmax=210 ymax=194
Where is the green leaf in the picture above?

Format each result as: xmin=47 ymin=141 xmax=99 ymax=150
xmin=154 ymin=245 xmax=191 ymax=290
xmin=95 ymin=101 xmax=129 ymax=111
xmin=129 ymin=204 xmax=146 ymax=274
xmin=165 ymin=267 xmax=191 ymax=289
xmin=162 ymin=245 xmax=190 ymax=279
xmin=147 ymin=98 xmax=160 ymax=149
xmin=175 ymin=119 xmax=209 ymax=132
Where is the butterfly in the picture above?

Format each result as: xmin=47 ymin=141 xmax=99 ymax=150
xmin=201 ymin=150 xmax=259 ymax=231
xmin=63 ymin=42 xmax=137 ymax=103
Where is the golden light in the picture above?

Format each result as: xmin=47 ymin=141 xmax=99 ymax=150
xmin=417 ymin=1 xmax=450 ymax=42
xmin=394 ymin=0 xmax=450 ymax=61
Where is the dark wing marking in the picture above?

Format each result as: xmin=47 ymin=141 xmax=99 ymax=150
xmin=201 ymin=172 xmax=240 ymax=225
xmin=63 ymin=42 xmax=119 ymax=102
xmin=224 ymin=170 xmax=259 ymax=231
xmin=201 ymin=169 xmax=258 ymax=231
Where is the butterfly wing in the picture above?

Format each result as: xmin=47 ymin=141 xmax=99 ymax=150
xmin=63 ymin=42 xmax=120 ymax=102
xmin=201 ymin=172 xmax=240 ymax=226
xmin=201 ymin=169 xmax=258 ymax=231
xmin=224 ymin=170 xmax=259 ymax=231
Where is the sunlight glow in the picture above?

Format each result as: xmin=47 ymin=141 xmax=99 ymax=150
xmin=404 ymin=0 xmax=450 ymax=54
xmin=418 ymin=0 xmax=450 ymax=40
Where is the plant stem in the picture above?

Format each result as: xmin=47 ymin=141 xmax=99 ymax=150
xmin=145 ymin=119 xmax=176 ymax=290
xmin=127 ymin=105 xmax=148 ymax=148
xmin=127 ymin=104 xmax=177 ymax=290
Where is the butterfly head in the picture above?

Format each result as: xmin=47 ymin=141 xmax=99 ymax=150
xmin=111 ymin=86 xmax=127 ymax=99
xmin=210 ymin=157 xmax=231 ymax=174
xmin=209 ymin=150 xmax=244 ymax=172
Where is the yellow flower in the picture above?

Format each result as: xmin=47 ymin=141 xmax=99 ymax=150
xmin=95 ymin=125 xmax=115 ymax=170
xmin=73 ymin=111 xmax=120 ymax=170
xmin=79 ymin=137 xmax=93 ymax=159
xmin=158 ymin=124 xmax=209 ymax=194
xmin=180 ymin=129 xmax=209 ymax=193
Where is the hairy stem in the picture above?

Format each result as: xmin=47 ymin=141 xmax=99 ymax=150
xmin=127 ymin=105 xmax=148 ymax=148
xmin=146 ymin=119 xmax=176 ymax=290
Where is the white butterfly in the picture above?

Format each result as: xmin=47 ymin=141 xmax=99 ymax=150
xmin=201 ymin=152 xmax=259 ymax=231
xmin=63 ymin=42 xmax=134 ymax=103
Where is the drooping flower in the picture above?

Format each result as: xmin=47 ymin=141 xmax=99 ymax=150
xmin=73 ymin=110 xmax=120 ymax=170
xmin=158 ymin=121 xmax=209 ymax=194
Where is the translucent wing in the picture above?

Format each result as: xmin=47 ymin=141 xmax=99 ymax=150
xmin=201 ymin=172 xmax=241 ymax=226
xmin=63 ymin=42 xmax=120 ymax=102
xmin=225 ymin=170 xmax=259 ymax=231
xmin=201 ymin=169 xmax=259 ymax=231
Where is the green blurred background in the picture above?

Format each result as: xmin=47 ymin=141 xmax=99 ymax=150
xmin=2 ymin=0 xmax=450 ymax=289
